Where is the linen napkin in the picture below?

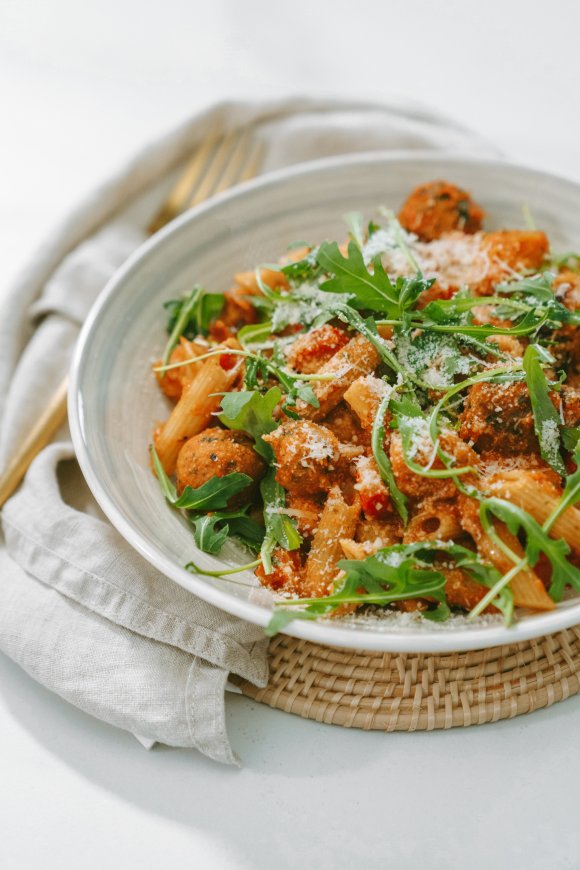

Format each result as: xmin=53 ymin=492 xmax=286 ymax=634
xmin=0 ymin=97 xmax=494 ymax=764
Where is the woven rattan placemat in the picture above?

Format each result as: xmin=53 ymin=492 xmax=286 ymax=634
xmin=233 ymin=626 xmax=580 ymax=730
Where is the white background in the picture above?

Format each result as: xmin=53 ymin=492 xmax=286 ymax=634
xmin=2 ymin=1 xmax=580 ymax=868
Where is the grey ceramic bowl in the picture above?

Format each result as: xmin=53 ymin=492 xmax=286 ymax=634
xmin=69 ymin=152 xmax=580 ymax=651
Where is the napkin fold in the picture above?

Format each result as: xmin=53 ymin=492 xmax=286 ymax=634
xmin=0 ymin=97 xmax=493 ymax=764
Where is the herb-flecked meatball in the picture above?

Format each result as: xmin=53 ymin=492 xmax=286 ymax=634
xmin=398 ymin=180 xmax=484 ymax=241
xmin=175 ymin=428 xmax=266 ymax=503
xmin=262 ymin=420 xmax=340 ymax=495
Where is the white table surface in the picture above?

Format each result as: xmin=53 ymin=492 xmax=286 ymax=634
xmin=2 ymin=1 xmax=580 ymax=868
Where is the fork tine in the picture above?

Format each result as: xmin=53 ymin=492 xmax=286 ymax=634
xmin=146 ymin=134 xmax=219 ymax=235
xmin=211 ymin=128 xmax=255 ymax=195
xmin=188 ymin=128 xmax=245 ymax=208
xmin=237 ymin=139 xmax=266 ymax=184
xmin=149 ymin=126 xmax=262 ymax=235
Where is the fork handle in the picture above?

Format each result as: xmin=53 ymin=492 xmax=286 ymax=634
xmin=0 ymin=375 xmax=69 ymax=508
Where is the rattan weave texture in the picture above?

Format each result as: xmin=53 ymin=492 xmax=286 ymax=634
xmin=234 ymin=627 xmax=580 ymax=730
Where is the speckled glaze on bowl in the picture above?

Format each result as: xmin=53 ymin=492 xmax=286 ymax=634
xmin=69 ymin=152 xmax=580 ymax=652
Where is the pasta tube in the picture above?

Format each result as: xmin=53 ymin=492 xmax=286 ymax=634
xmin=302 ymin=488 xmax=359 ymax=598
xmin=490 ymin=470 xmax=580 ymax=556
xmin=460 ymin=494 xmax=554 ymax=611
xmin=343 ymin=375 xmax=387 ymax=431
xmin=154 ymin=349 xmax=242 ymax=475
xmin=296 ymin=335 xmax=381 ymax=421
xmin=403 ymin=497 xmax=463 ymax=544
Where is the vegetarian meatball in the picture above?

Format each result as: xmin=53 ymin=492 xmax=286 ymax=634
xmin=175 ymin=428 xmax=266 ymax=503
xmin=459 ymin=381 xmax=537 ymax=457
xmin=262 ymin=420 xmax=340 ymax=495
xmin=398 ymin=180 xmax=484 ymax=241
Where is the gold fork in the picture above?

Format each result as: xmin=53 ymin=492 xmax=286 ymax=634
xmin=0 ymin=127 xmax=265 ymax=508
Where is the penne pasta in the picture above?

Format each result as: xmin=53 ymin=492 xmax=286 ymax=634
xmin=302 ymin=488 xmax=359 ymax=598
xmin=155 ymin=337 xmax=213 ymax=400
xmin=459 ymin=495 xmax=555 ymax=611
xmin=403 ymin=497 xmax=463 ymax=544
xmin=339 ymin=538 xmax=367 ymax=560
xmin=233 ymin=267 xmax=288 ymax=293
xmin=489 ymin=470 xmax=580 ymax=556
xmin=343 ymin=375 xmax=388 ymax=430
xmin=154 ymin=348 xmax=242 ymax=475
xmin=296 ymin=335 xmax=381 ymax=421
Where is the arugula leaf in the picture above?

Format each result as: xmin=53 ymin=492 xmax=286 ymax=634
xmin=480 ymin=497 xmax=580 ymax=602
xmin=160 ymin=286 xmax=225 ymax=373
xmin=151 ymin=444 xmax=261 ymax=557
xmin=226 ymin=513 xmax=266 ymax=550
xmin=317 ymin=240 xmax=401 ymax=316
xmin=242 ymin=355 xmax=269 ymax=391
xmin=237 ymin=321 xmax=274 ymax=346
xmin=418 ymin=308 xmax=549 ymax=338
xmin=293 ymin=383 xmax=319 ymax=408
xmin=266 ymin=540 xmax=518 ymax=635
xmin=338 ymin=544 xmax=449 ymax=610
xmin=421 ymin=293 xmax=526 ymax=323
xmin=523 ymin=344 xmax=566 ymax=476
xmin=394 ymin=330 xmax=472 ymax=389
xmin=279 ymin=247 xmax=322 ymax=283
xmin=317 ymin=239 xmax=435 ymax=320
xmin=549 ymin=443 xmax=580 ymax=524
xmin=545 ymin=252 xmax=580 ymax=273
xmin=191 ymin=514 xmax=230 ymax=554
xmin=497 ymin=273 xmax=580 ymax=326
xmin=270 ymin=284 xmax=350 ymax=333
xmin=191 ymin=508 xmax=265 ymax=555
xmin=219 ymin=388 xmax=281 ymax=460
xmin=562 ymin=427 xmax=580 ymax=452
xmin=151 ymin=444 xmax=178 ymax=501
xmin=328 ymin=303 xmax=404 ymax=375
xmin=396 ymin=274 xmax=434 ymax=323
xmin=260 ymin=469 xmax=301 ymax=573
xmin=173 ymin=473 xmax=252 ymax=510
xmin=164 ymin=286 xmax=224 ymax=342
xmin=497 ymin=273 xmax=556 ymax=303
xmin=264 ymin=607 xmax=319 ymax=636
xmin=392 ymin=396 xmax=476 ymax=480
xmin=266 ymin=541 xmax=457 ymax=635
xmin=371 ymin=389 xmax=408 ymax=523
xmin=344 ymin=211 xmax=365 ymax=249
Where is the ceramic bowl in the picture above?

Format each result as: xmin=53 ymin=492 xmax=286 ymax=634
xmin=69 ymin=152 xmax=580 ymax=651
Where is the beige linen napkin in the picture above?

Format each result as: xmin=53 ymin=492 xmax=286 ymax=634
xmin=0 ymin=97 xmax=494 ymax=764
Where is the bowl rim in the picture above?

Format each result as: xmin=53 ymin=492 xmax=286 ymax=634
xmin=69 ymin=149 xmax=580 ymax=652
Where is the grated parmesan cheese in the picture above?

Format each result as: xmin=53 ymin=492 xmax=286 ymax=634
xmin=404 ymin=416 xmax=436 ymax=460
xmin=374 ymin=230 xmax=490 ymax=291
xmin=540 ymin=419 xmax=560 ymax=461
